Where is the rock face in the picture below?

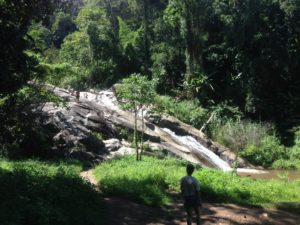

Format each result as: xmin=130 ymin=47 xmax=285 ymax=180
xmin=39 ymin=85 xmax=251 ymax=169
xmin=40 ymin=102 xmax=108 ymax=162
xmin=154 ymin=115 xmax=247 ymax=167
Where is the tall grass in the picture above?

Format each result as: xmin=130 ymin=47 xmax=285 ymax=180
xmin=209 ymin=119 xmax=272 ymax=152
xmin=208 ymin=119 xmax=286 ymax=167
xmin=93 ymin=156 xmax=300 ymax=207
xmin=0 ymin=159 xmax=104 ymax=225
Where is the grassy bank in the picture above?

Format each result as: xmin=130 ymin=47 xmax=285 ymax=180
xmin=93 ymin=156 xmax=300 ymax=207
xmin=0 ymin=159 xmax=104 ymax=225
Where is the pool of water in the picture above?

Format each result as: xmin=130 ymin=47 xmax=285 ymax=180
xmin=238 ymin=170 xmax=300 ymax=181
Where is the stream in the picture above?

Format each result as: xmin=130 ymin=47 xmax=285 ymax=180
xmin=238 ymin=169 xmax=300 ymax=181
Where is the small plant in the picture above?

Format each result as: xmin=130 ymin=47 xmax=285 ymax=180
xmin=92 ymin=131 xmax=104 ymax=141
xmin=116 ymin=73 xmax=157 ymax=161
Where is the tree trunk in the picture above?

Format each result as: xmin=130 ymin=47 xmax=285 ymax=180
xmin=134 ymin=109 xmax=139 ymax=161
xmin=140 ymin=109 xmax=144 ymax=161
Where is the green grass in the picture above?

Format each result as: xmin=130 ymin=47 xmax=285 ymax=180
xmin=93 ymin=156 xmax=186 ymax=206
xmin=0 ymin=158 xmax=104 ymax=225
xmin=93 ymin=156 xmax=300 ymax=207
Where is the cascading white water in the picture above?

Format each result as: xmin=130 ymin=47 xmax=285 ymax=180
xmin=54 ymin=87 xmax=266 ymax=174
xmin=163 ymin=128 xmax=231 ymax=171
xmin=78 ymin=89 xmax=232 ymax=171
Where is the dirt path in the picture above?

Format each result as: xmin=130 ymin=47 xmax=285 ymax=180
xmin=80 ymin=170 xmax=300 ymax=225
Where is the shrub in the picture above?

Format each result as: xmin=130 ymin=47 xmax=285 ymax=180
xmin=289 ymin=128 xmax=300 ymax=160
xmin=290 ymin=147 xmax=300 ymax=160
xmin=154 ymin=95 xmax=208 ymax=128
xmin=210 ymin=119 xmax=271 ymax=151
xmin=272 ymin=159 xmax=300 ymax=170
xmin=271 ymin=128 xmax=300 ymax=169
xmin=240 ymin=136 xmax=286 ymax=167
xmin=208 ymin=118 xmax=286 ymax=167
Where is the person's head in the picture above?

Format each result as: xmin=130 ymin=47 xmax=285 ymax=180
xmin=186 ymin=163 xmax=195 ymax=176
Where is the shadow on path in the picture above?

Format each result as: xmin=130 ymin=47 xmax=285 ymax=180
xmin=101 ymin=196 xmax=300 ymax=225
xmin=80 ymin=169 xmax=299 ymax=225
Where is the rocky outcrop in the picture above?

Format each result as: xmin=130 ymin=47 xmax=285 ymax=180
xmin=39 ymin=85 xmax=251 ymax=169
xmin=154 ymin=115 xmax=248 ymax=167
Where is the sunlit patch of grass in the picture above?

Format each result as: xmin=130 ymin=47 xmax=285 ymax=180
xmin=93 ymin=156 xmax=300 ymax=207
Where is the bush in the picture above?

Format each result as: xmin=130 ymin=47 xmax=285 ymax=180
xmin=290 ymin=147 xmax=300 ymax=160
xmin=208 ymin=118 xmax=286 ymax=167
xmin=154 ymin=95 xmax=208 ymax=128
xmin=289 ymin=128 xmax=300 ymax=160
xmin=271 ymin=128 xmax=300 ymax=169
xmin=210 ymin=119 xmax=272 ymax=151
xmin=272 ymin=159 xmax=300 ymax=170
xmin=240 ymin=136 xmax=286 ymax=167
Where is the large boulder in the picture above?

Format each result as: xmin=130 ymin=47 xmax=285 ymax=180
xmin=40 ymin=102 xmax=111 ymax=162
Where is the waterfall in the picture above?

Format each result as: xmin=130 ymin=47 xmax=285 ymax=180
xmin=163 ymin=128 xmax=231 ymax=171
xmin=70 ymin=88 xmax=232 ymax=171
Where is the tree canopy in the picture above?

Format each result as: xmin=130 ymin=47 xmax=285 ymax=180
xmin=1 ymin=0 xmax=300 ymax=159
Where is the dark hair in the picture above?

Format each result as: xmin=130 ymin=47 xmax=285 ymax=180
xmin=186 ymin=164 xmax=194 ymax=175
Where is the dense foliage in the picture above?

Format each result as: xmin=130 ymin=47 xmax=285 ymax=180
xmin=1 ymin=1 xmax=300 ymax=224
xmin=1 ymin=0 xmax=300 ymax=166
xmin=93 ymin=156 xmax=300 ymax=206
xmin=26 ymin=0 xmax=300 ymax=131
xmin=0 ymin=159 xmax=104 ymax=225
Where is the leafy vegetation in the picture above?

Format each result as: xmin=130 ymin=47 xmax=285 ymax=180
xmin=2 ymin=0 xmax=300 ymax=163
xmin=0 ymin=158 xmax=104 ymax=225
xmin=154 ymin=96 xmax=208 ymax=128
xmin=208 ymin=119 xmax=286 ymax=167
xmin=272 ymin=128 xmax=300 ymax=169
xmin=116 ymin=74 xmax=157 ymax=160
xmin=93 ymin=156 xmax=300 ymax=206
xmin=1 ymin=1 xmax=300 ymax=224
xmin=272 ymin=159 xmax=300 ymax=170
xmin=0 ymin=86 xmax=65 ymax=159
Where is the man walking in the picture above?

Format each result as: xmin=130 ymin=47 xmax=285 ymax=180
xmin=181 ymin=164 xmax=201 ymax=225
